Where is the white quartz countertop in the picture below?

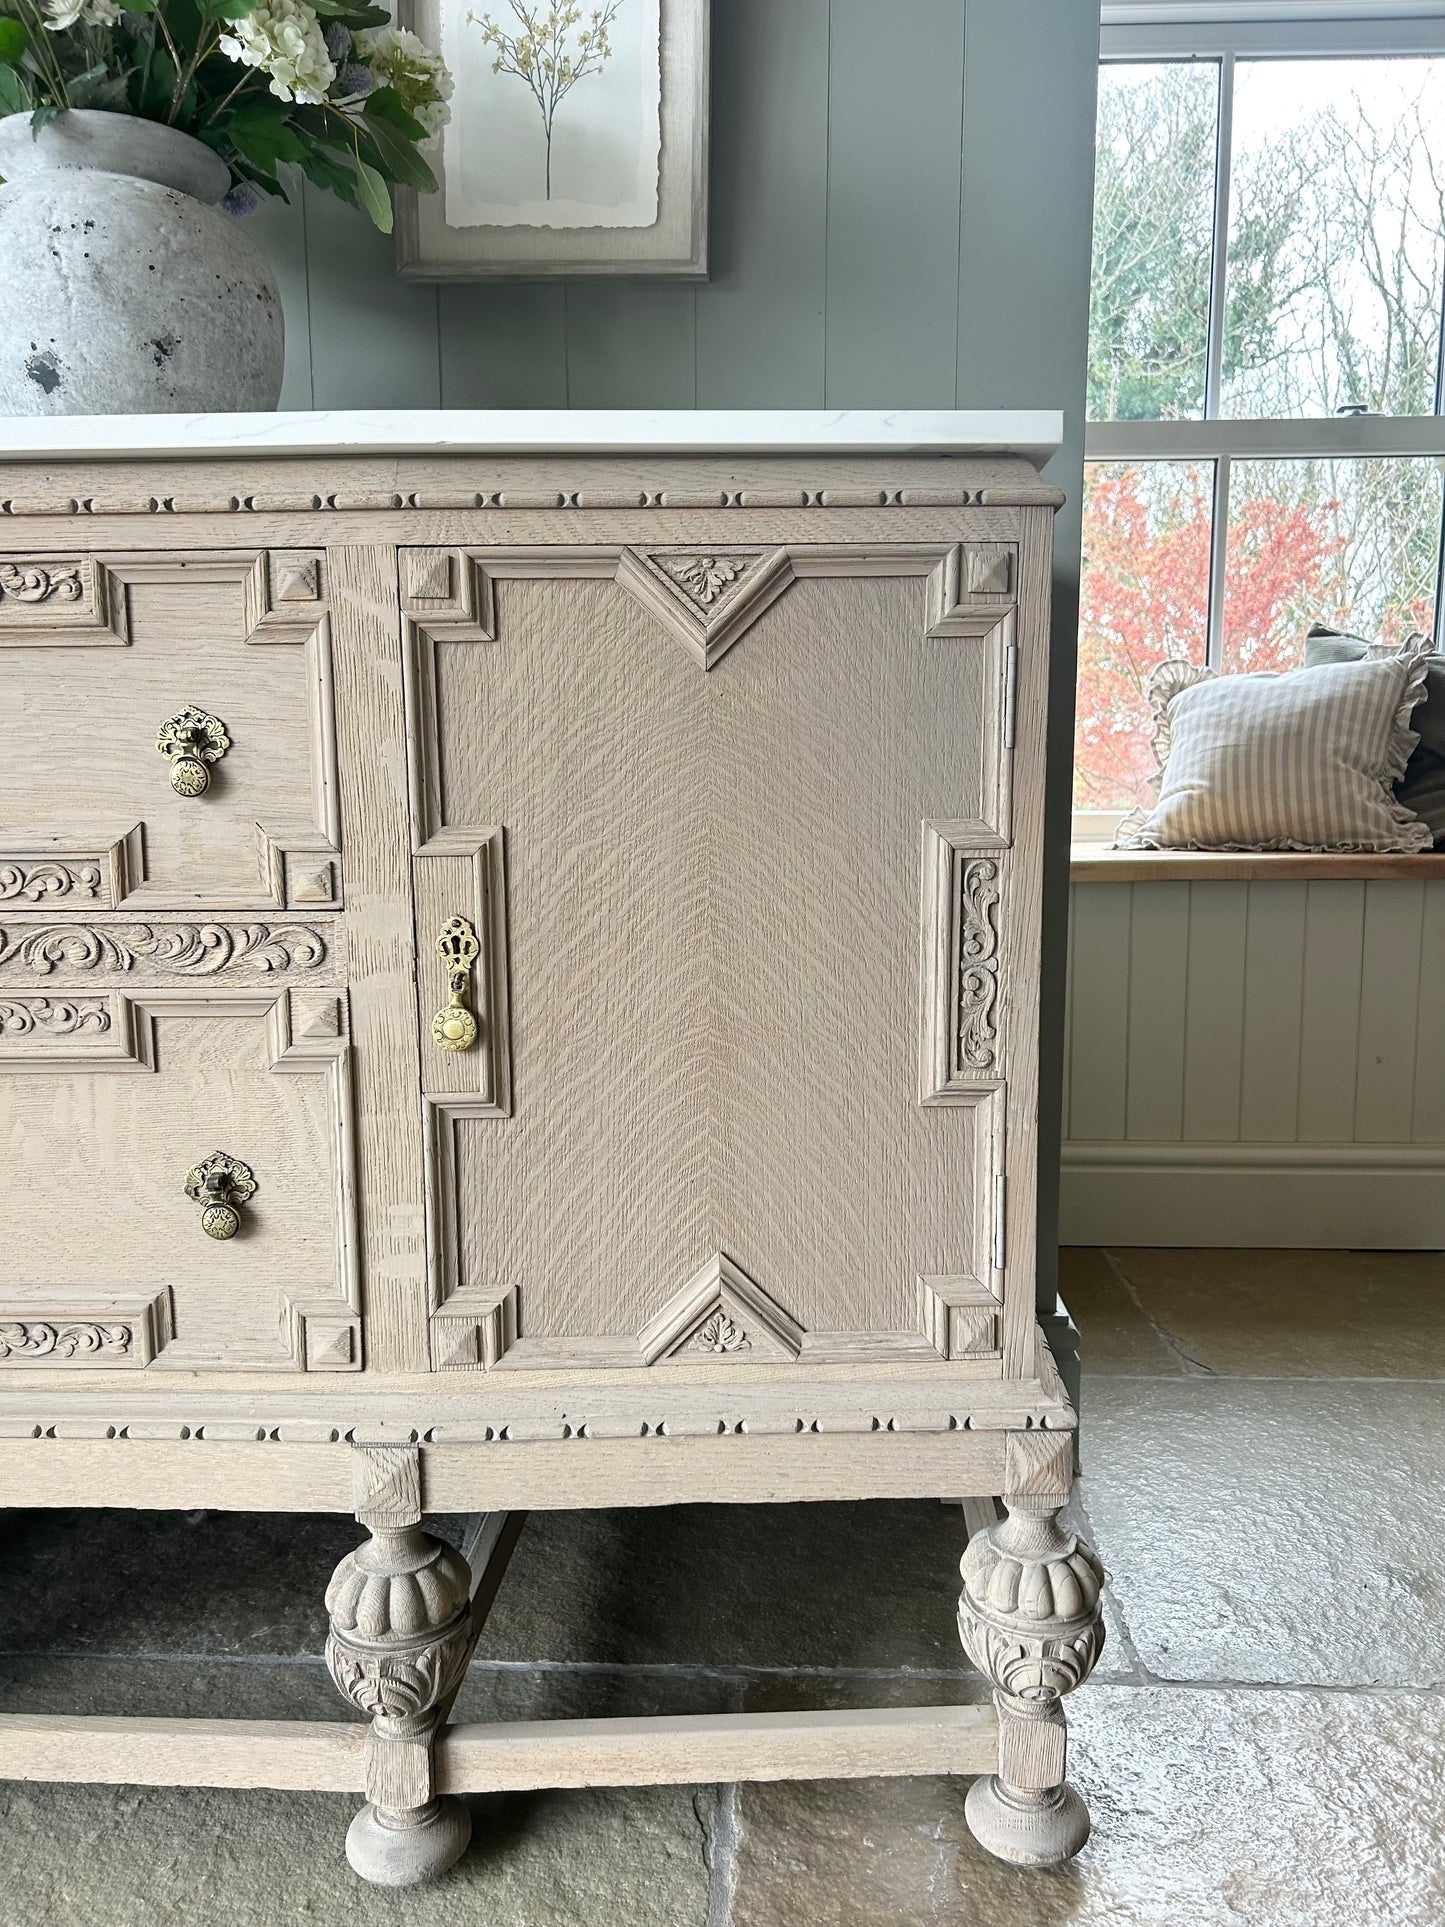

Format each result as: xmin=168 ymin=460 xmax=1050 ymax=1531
xmin=0 ymin=409 xmax=1063 ymax=463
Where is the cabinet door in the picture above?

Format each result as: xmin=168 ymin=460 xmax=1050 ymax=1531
xmin=0 ymin=986 xmax=359 ymax=1371
xmin=0 ymin=548 xmax=339 ymax=911
xmin=404 ymin=540 xmax=1020 ymax=1374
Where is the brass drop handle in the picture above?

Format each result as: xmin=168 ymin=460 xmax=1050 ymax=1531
xmin=157 ymin=706 xmax=230 ymax=797
xmin=432 ymin=916 xmax=480 ymax=1052
xmin=184 ymin=1151 xmax=257 ymax=1241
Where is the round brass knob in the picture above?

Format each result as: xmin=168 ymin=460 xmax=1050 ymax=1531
xmin=201 ymin=1199 xmax=241 ymax=1240
xmin=432 ymin=1004 xmax=478 ymax=1052
xmin=184 ymin=1151 xmax=257 ymax=1241
xmin=169 ymin=755 xmax=212 ymax=798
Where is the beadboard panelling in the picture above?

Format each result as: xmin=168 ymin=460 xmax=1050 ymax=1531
xmin=1064 ymin=879 xmax=1445 ymax=1247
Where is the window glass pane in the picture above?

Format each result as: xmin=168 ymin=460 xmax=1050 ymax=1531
xmin=1223 ymin=58 xmax=1445 ymax=419
xmin=1221 ymin=457 xmax=1443 ymax=673
xmin=1088 ymin=61 xmax=1220 ymax=423
xmin=1076 ymin=461 xmax=1214 ymax=811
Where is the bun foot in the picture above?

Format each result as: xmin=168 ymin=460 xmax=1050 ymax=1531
xmin=345 ymin=1797 xmax=472 ymax=1887
xmin=964 ymin=1775 xmax=1090 ymax=1867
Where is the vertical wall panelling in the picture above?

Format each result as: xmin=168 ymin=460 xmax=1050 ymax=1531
xmin=302 ymin=183 xmax=442 ymax=408
xmin=1238 ymin=883 xmax=1307 ymax=1141
xmin=1066 ymin=885 xmax=1131 ymax=1141
xmin=1411 ymin=882 xmax=1445 ymax=1142
xmin=248 ymin=184 xmax=314 ymax=410
xmin=1296 ymin=881 xmax=1366 ymax=1142
xmin=693 ymin=0 xmax=830 ymax=406
xmin=564 ymin=285 xmax=699 ymax=407
xmin=1354 ymin=879 xmax=1426 ymax=1142
xmin=438 ymin=285 xmax=570 ymax=406
xmin=1180 ymin=881 xmax=1247 ymax=1141
xmin=823 ymin=0 xmax=968 ymax=407
xmin=1124 ymin=883 xmax=1188 ymax=1140
xmin=1064 ymin=878 xmax=1445 ymax=1248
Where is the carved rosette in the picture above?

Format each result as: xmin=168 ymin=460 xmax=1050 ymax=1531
xmin=325 ymin=1526 xmax=473 ymax=1737
xmin=958 ymin=1504 xmax=1105 ymax=1715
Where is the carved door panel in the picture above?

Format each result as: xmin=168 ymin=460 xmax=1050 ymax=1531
xmin=0 ymin=986 xmax=359 ymax=1371
xmin=0 ymin=550 xmax=339 ymax=912
xmin=404 ymin=541 xmax=1019 ymax=1374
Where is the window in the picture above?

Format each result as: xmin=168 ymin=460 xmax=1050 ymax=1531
xmin=1078 ymin=9 xmax=1445 ymax=831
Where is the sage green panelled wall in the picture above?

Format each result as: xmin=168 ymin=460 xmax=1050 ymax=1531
xmin=248 ymin=0 xmax=1103 ymax=1311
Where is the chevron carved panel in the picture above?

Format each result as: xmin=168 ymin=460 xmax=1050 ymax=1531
xmin=615 ymin=546 xmax=795 ymax=668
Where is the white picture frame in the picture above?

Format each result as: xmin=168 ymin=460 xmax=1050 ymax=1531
xmin=397 ymin=0 xmax=709 ymax=280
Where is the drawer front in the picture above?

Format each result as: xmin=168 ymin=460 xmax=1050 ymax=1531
xmin=0 ymin=550 xmax=339 ymax=912
xmin=403 ymin=541 xmax=1021 ymax=1373
xmin=0 ymin=985 xmax=359 ymax=1371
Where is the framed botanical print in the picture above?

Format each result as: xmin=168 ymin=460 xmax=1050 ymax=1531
xmin=397 ymin=0 xmax=709 ymax=279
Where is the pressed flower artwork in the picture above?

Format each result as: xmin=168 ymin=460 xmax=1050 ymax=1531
xmin=441 ymin=0 xmax=659 ymax=228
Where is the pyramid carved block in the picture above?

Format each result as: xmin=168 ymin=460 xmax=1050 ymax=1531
xmin=639 ymin=1253 xmax=805 ymax=1364
xmin=615 ymin=546 xmax=795 ymax=668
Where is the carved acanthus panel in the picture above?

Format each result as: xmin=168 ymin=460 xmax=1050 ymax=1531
xmin=0 ymin=830 xmax=141 ymax=911
xmin=923 ymin=829 xmax=1011 ymax=1103
xmin=0 ymin=921 xmax=338 ymax=983
xmin=0 ymin=1290 xmax=172 ymax=1368
xmin=0 ymin=556 xmax=126 ymax=644
xmin=0 ymin=989 xmax=359 ymax=1373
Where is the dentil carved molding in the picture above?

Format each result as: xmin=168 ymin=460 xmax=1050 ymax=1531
xmin=0 ymin=923 xmax=329 ymax=976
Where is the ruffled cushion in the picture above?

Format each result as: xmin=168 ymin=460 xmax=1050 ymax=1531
xmin=1115 ymin=647 xmax=1433 ymax=853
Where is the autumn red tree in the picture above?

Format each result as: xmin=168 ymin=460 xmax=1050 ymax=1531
xmin=1075 ymin=465 xmax=1350 ymax=810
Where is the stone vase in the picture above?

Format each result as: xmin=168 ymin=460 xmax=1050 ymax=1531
xmin=0 ymin=109 xmax=283 ymax=414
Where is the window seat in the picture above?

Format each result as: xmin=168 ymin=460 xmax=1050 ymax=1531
xmin=1070 ymin=847 xmax=1445 ymax=883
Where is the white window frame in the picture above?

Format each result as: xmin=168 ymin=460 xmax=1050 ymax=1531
xmin=1078 ymin=5 xmax=1445 ymax=837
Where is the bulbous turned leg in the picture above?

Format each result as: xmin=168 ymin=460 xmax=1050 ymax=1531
xmin=958 ymin=1482 xmax=1105 ymax=1869
xmin=326 ymin=1446 xmax=476 ymax=1887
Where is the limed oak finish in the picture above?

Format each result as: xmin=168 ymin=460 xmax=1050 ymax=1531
xmin=0 ymin=418 xmax=1102 ymax=1886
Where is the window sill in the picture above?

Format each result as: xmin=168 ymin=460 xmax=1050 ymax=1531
xmin=1070 ymin=846 xmax=1445 ymax=883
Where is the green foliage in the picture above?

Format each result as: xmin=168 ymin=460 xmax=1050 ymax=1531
xmin=0 ymin=0 xmax=448 ymax=227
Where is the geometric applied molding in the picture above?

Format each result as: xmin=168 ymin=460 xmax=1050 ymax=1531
xmin=639 ymin=1252 xmax=805 ymax=1364
xmin=615 ymin=547 xmax=795 ymax=669
xmin=918 ymin=1277 xmax=1002 ymax=1360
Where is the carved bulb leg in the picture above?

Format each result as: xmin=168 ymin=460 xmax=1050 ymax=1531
xmin=957 ymin=1492 xmax=1105 ymax=1867
xmin=326 ymin=1448 xmax=476 ymax=1886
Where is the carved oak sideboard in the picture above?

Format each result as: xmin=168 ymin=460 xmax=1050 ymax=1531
xmin=0 ymin=414 xmax=1102 ymax=1886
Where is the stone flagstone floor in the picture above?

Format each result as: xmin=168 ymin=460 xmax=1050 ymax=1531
xmin=2 ymin=1245 xmax=1443 ymax=1926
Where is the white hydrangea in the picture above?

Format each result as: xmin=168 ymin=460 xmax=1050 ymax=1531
xmin=44 ymin=0 xmax=123 ymax=30
xmin=355 ymin=24 xmax=453 ymax=135
xmin=220 ymin=0 xmax=336 ymax=106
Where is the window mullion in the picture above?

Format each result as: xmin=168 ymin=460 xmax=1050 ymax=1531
xmin=1207 ymin=454 xmax=1231 ymax=669
xmin=1203 ymin=50 xmax=1235 ymax=421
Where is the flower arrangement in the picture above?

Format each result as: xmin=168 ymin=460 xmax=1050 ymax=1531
xmin=0 ymin=0 xmax=452 ymax=230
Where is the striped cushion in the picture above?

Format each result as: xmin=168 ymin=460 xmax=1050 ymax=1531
xmin=1115 ymin=651 xmax=1433 ymax=853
